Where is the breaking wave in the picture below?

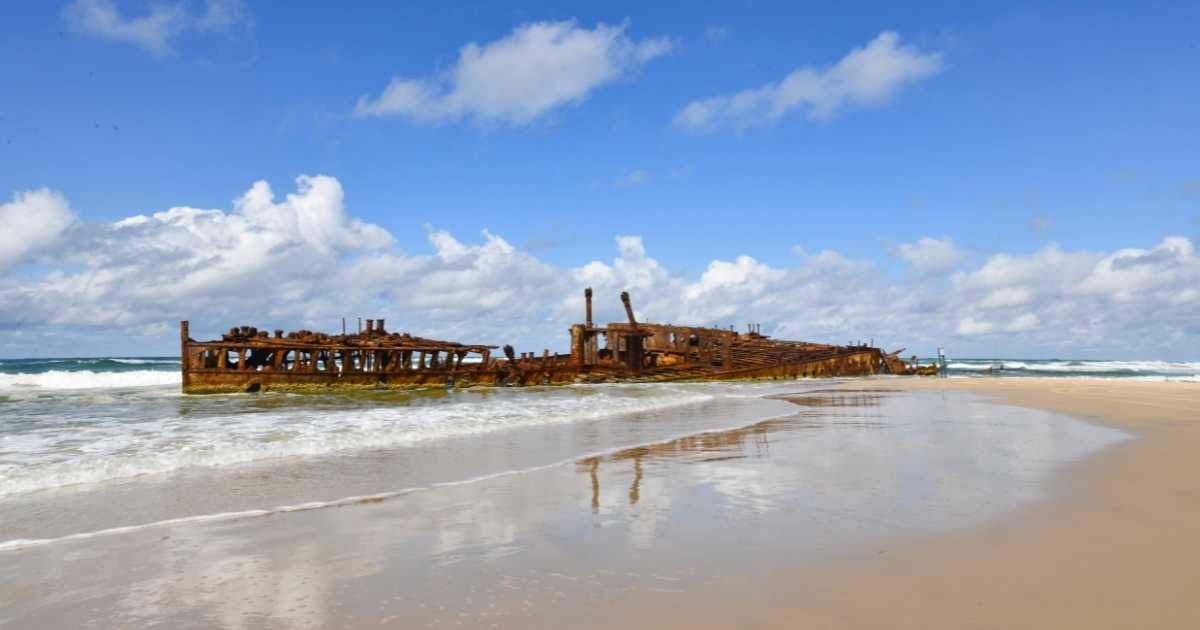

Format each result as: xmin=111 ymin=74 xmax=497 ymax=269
xmin=0 ymin=385 xmax=717 ymax=497
xmin=943 ymin=359 xmax=1200 ymax=380
xmin=0 ymin=369 xmax=180 ymax=391
xmin=0 ymin=407 xmax=805 ymax=553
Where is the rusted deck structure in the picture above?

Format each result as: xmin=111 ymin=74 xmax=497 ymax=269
xmin=180 ymin=318 xmax=498 ymax=393
xmin=181 ymin=289 xmax=919 ymax=393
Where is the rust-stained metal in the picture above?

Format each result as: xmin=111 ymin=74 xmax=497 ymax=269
xmin=584 ymin=287 xmax=593 ymax=328
xmin=181 ymin=288 xmax=928 ymax=393
xmin=180 ymin=319 xmax=498 ymax=393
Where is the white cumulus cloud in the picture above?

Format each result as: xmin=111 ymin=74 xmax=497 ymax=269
xmin=355 ymin=20 xmax=672 ymax=125
xmin=1005 ymin=313 xmax=1040 ymax=332
xmin=896 ymin=236 xmax=966 ymax=272
xmin=950 ymin=238 xmax=1199 ymax=352
xmin=1076 ymin=237 xmax=1196 ymax=302
xmin=674 ymin=31 xmax=943 ymax=131
xmin=0 ymin=188 xmax=76 ymax=271
xmin=2 ymin=177 xmax=1199 ymax=360
xmin=956 ymin=317 xmax=995 ymax=336
xmin=1 ymin=175 xmax=388 ymax=331
xmin=979 ymin=286 xmax=1033 ymax=308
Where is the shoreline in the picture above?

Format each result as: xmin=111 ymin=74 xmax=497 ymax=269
xmin=2 ymin=378 xmax=1194 ymax=628
xmin=0 ymin=404 xmax=809 ymax=554
xmin=603 ymin=377 xmax=1200 ymax=629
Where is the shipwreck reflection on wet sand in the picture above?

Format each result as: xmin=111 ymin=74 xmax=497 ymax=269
xmin=579 ymin=390 xmax=887 ymax=510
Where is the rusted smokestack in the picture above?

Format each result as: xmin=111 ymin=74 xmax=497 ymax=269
xmin=377 ymin=319 xmax=385 ymax=334
xmin=180 ymin=321 xmax=190 ymax=388
xmin=584 ymin=287 xmax=593 ymax=327
xmin=620 ymin=291 xmax=638 ymax=328
xmin=366 ymin=319 xmax=374 ymax=335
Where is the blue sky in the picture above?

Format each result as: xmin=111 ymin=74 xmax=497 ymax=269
xmin=1 ymin=1 xmax=1198 ymax=359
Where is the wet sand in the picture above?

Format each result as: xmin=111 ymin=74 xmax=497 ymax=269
xmin=609 ymin=378 xmax=1200 ymax=629
xmin=1 ymin=379 xmax=1193 ymax=628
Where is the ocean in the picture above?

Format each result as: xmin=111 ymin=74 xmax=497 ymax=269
xmin=0 ymin=354 xmax=1180 ymax=552
xmin=942 ymin=358 xmax=1200 ymax=380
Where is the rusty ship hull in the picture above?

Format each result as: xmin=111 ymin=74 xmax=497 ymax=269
xmin=181 ymin=290 xmax=920 ymax=394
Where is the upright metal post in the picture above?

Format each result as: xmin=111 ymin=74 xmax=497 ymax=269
xmin=585 ymin=287 xmax=593 ymax=328
xmin=180 ymin=320 xmax=190 ymax=390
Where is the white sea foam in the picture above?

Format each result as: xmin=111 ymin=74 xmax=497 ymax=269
xmin=0 ymin=385 xmax=718 ymax=497
xmin=945 ymin=359 xmax=1200 ymax=376
xmin=0 ymin=406 xmax=807 ymax=553
xmin=0 ymin=369 xmax=181 ymax=390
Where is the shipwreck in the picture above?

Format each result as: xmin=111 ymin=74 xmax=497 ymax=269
xmin=180 ymin=289 xmax=926 ymax=393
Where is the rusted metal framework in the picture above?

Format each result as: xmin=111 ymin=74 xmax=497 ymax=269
xmin=565 ymin=290 xmax=908 ymax=382
xmin=180 ymin=319 xmax=498 ymax=393
xmin=181 ymin=289 xmax=921 ymax=393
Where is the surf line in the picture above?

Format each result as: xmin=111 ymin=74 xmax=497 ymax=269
xmin=0 ymin=400 xmax=805 ymax=554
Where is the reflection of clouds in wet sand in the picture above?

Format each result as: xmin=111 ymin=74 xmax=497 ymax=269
xmin=113 ymin=524 xmax=371 ymax=629
xmin=99 ymin=480 xmax=570 ymax=627
xmin=578 ymin=391 xmax=1126 ymax=546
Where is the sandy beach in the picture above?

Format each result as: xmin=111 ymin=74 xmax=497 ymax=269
xmin=818 ymin=378 xmax=1200 ymax=629
xmin=2 ymin=378 xmax=1196 ymax=629
xmin=610 ymin=378 xmax=1200 ymax=629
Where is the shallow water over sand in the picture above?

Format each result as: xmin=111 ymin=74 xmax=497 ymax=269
xmin=0 ymin=382 xmax=797 ymax=541
xmin=0 ymin=386 xmax=1126 ymax=628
